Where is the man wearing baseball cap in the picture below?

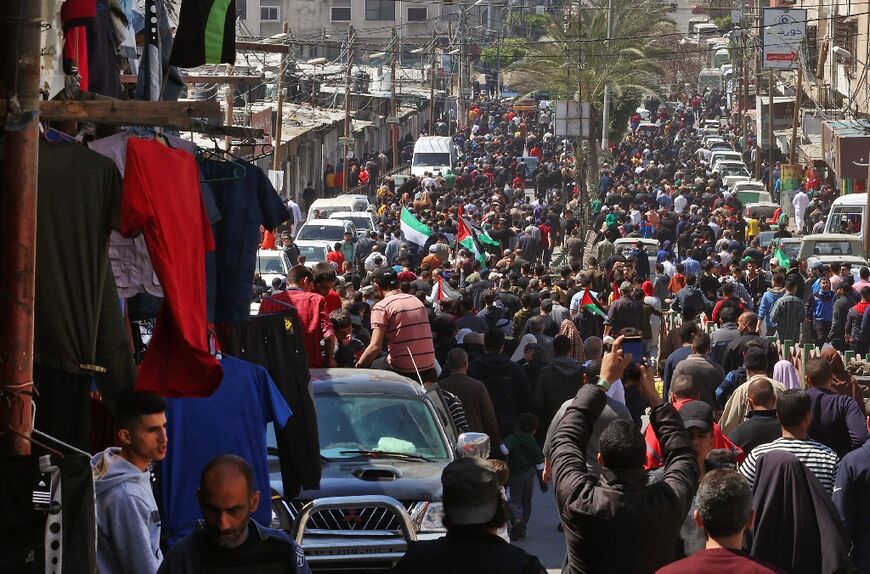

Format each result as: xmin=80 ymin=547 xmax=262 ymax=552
xmin=357 ymin=267 xmax=436 ymax=380
xmin=392 ymin=458 xmax=546 ymax=573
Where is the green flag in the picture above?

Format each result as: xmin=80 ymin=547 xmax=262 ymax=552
xmin=773 ymin=243 xmax=790 ymax=271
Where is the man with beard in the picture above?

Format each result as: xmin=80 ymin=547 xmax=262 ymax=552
xmin=158 ymin=455 xmax=312 ymax=573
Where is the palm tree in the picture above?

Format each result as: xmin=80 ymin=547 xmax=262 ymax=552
xmin=507 ymin=0 xmax=675 ymax=229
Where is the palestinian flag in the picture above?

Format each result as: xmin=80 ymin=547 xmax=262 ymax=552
xmin=400 ymin=207 xmax=431 ymax=247
xmin=580 ymin=289 xmax=607 ymax=319
xmin=457 ymin=217 xmax=487 ymax=267
xmin=470 ymin=221 xmax=501 ymax=248
xmin=773 ymin=242 xmax=790 ymax=271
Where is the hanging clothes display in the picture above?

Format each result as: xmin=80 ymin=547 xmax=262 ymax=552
xmin=136 ymin=0 xmax=184 ymax=101
xmin=89 ymin=131 xmax=222 ymax=299
xmin=0 ymin=454 xmax=96 ymax=574
xmin=86 ymin=0 xmax=122 ymax=98
xmin=199 ymin=158 xmax=288 ymax=323
xmin=160 ymin=355 xmax=292 ymax=544
xmin=217 ymin=312 xmax=321 ymax=498
xmin=121 ymin=138 xmax=223 ymax=397
xmin=60 ymin=0 xmax=96 ymax=90
xmin=4 ymin=139 xmax=138 ymax=448
xmin=29 ymin=140 xmax=119 ymax=374
xmin=169 ymin=0 xmax=237 ymax=68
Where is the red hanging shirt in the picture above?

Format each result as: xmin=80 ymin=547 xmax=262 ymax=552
xmin=121 ymin=139 xmax=223 ymax=397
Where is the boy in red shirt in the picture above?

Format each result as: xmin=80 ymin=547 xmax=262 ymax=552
xmin=259 ymin=265 xmax=336 ymax=367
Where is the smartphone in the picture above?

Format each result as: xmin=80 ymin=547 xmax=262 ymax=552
xmin=621 ymin=336 xmax=644 ymax=364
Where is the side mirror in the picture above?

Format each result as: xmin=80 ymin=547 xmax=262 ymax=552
xmin=456 ymin=432 xmax=490 ymax=459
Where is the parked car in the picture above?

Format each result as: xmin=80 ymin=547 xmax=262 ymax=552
xmin=799 ymin=234 xmax=868 ymax=269
xmin=307 ymin=198 xmax=369 ymax=221
xmin=515 ymin=156 xmax=539 ymax=186
xmin=714 ymin=162 xmax=751 ymax=178
xmin=745 ymin=201 xmax=779 ymax=221
xmin=329 ymin=211 xmax=375 ymax=238
xmin=269 ymin=369 xmax=489 ymax=571
xmin=296 ymin=219 xmax=357 ymax=244
xmin=295 ymin=240 xmax=332 ymax=268
xmin=614 ymin=237 xmax=659 ymax=272
xmin=256 ymin=249 xmax=291 ymax=285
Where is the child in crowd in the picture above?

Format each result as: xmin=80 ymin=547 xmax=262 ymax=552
xmin=329 ymin=308 xmax=365 ymax=367
xmin=504 ymin=412 xmax=545 ymax=540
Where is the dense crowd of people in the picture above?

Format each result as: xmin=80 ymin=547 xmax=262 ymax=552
xmin=99 ymin=89 xmax=870 ymax=574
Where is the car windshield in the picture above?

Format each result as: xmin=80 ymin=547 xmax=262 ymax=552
xmin=297 ymin=225 xmax=346 ymax=241
xmin=315 ymin=394 xmax=449 ymax=460
xmin=413 ymin=153 xmax=450 ymax=167
xmin=721 ymin=165 xmax=750 ymax=177
xmin=333 ymin=215 xmax=372 ymax=230
xmin=808 ymin=241 xmax=859 ymax=256
xmin=779 ymin=241 xmax=801 ymax=259
xmin=298 ymin=245 xmax=327 ymax=262
xmin=616 ymin=243 xmax=657 ymax=255
xmin=257 ymin=254 xmax=283 ymax=274
xmin=757 ymin=232 xmax=776 ymax=248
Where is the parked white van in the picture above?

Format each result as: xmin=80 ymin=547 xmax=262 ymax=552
xmin=825 ymin=193 xmax=866 ymax=240
xmin=411 ymin=136 xmax=456 ymax=177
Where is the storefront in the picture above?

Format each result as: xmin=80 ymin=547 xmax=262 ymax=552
xmin=822 ymin=120 xmax=870 ymax=194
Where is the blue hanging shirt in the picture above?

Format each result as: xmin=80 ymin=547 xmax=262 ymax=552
xmin=161 ymin=355 xmax=292 ymax=544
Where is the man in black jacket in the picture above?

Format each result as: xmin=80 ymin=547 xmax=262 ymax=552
xmin=468 ymin=329 xmax=533 ymax=438
xmin=551 ymin=335 xmax=699 ymax=573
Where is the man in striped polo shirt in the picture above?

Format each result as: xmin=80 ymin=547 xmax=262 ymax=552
xmin=739 ymin=389 xmax=839 ymax=493
xmin=357 ymin=267 xmax=436 ymax=380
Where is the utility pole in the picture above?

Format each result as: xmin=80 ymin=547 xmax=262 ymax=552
xmin=224 ymin=66 xmax=235 ymax=153
xmin=273 ymin=22 xmax=289 ymax=172
xmin=459 ymin=2 xmax=468 ymax=129
xmin=768 ymin=70 xmax=774 ymax=191
xmin=429 ymin=28 xmax=437 ymax=130
xmin=390 ymin=28 xmax=399 ymax=170
xmin=342 ymin=25 xmax=355 ymax=194
xmin=601 ymin=0 xmax=613 ymax=151
xmin=789 ymin=65 xmax=803 ymax=164
xmin=0 ymin=0 xmax=42 ymax=456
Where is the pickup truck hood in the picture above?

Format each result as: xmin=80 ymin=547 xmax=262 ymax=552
xmin=271 ymin=458 xmax=446 ymax=501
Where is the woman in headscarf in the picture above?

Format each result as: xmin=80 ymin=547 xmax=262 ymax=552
xmin=821 ymin=346 xmax=866 ymax=413
xmin=511 ymin=334 xmax=545 ymax=390
xmin=773 ymin=359 xmax=801 ymax=391
xmin=558 ymin=319 xmax=585 ymax=363
xmin=747 ymin=450 xmax=853 ymax=574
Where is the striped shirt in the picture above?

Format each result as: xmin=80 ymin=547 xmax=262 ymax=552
xmin=371 ymin=293 xmax=435 ymax=372
xmin=739 ymin=437 xmax=840 ymax=493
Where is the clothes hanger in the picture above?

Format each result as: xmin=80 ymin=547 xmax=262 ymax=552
xmin=195 ymin=132 xmax=246 ymax=182
xmin=3 ymin=426 xmax=65 ymax=459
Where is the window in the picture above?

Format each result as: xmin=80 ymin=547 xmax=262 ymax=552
xmin=407 ymin=7 xmax=427 ymax=21
xmin=365 ymin=0 xmax=395 ymax=21
xmin=806 ymin=25 xmax=818 ymax=75
xmin=260 ymin=6 xmax=278 ymax=20
xmin=834 ymin=17 xmax=859 ymax=74
xmin=331 ymin=6 xmax=351 ymax=21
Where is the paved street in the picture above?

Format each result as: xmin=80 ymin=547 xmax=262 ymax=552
xmin=513 ymin=486 xmax=566 ymax=573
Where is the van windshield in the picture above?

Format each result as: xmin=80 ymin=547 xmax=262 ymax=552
xmin=413 ymin=153 xmax=451 ymax=167
xmin=827 ymin=206 xmax=864 ymax=234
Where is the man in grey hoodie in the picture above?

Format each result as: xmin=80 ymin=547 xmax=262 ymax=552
xmin=92 ymin=391 xmax=168 ymax=574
